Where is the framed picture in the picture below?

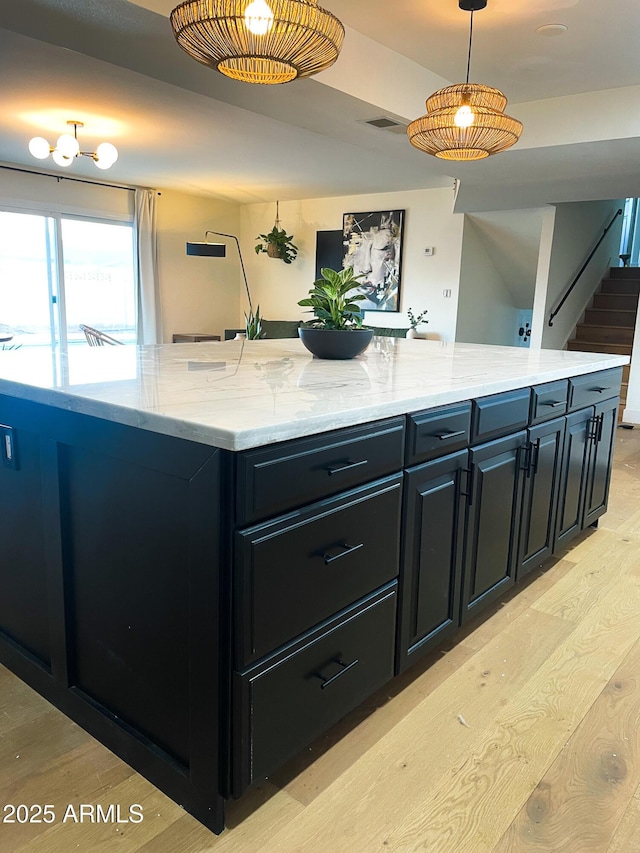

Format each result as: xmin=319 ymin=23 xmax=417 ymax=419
xmin=342 ymin=210 xmax=405 ymax=312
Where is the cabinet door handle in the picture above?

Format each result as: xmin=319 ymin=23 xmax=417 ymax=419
xmin=532 ymin=438 xmax=541 ymax=474
xmin=460 ymin=466 xmax=474 ymax=506
xmin=323 ymin=542 xmax=364 ymax=565
xmin=521 ymin=442 xmax=532 ymax=475
xmin=597 ymin=412 xmax=605 ymax=443
xmin=541 ymin=400 xmax=564 ymax=408
xmin=314 ymin=658 xmax=359 ymax=690
xmin=435 ymin=429 xmax=466 ymax=441
xmin=325 ymin=459 xmax=368 ymax=476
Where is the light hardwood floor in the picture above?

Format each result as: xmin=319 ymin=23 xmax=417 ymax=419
xmin=2 ymin=428 xmax=640 ymax=852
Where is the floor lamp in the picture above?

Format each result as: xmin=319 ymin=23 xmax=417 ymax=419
xmin=186 ymin=231 xmax=260 ymax=337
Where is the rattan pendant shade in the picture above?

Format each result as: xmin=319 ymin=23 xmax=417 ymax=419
xmin=407 ymin=82 xmax=523 ymax=160
xmin=407 ymin=1 xmax=522 ymax=161
xmin=170 ymin=0 xmax=345 ymax=85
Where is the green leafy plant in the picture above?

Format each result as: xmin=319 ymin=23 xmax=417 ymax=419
xmin=244 ymin=305 xmax=263 ymax=340
xmin=298 ymin=267 xmax=367 ymax=330
xmin=255 ymin=225 xmax=298 ymax=264
xmin=407 ymin=307 xmax=429 ymax=329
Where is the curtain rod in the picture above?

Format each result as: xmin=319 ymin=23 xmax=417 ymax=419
xmin=0 ymin=163 xmax=161 ymax=195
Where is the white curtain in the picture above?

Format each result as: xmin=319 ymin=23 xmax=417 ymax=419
xmin=134 ymin=188 xmax=161 ymax=344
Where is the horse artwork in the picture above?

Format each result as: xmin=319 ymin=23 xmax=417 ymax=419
xmin=342 ymin=210 xmax=405 ymax=312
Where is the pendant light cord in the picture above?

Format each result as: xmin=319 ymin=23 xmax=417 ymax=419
xmin=465 ymin=10 xmax=474 ymax=85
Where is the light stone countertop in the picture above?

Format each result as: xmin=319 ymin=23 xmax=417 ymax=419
xmin=0 ymin=338 xmax=629 ymax=451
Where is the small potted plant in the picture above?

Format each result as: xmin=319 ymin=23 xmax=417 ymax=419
xmin=255 ymin=225 xmax=298 ymax=264
xmin=406 ymin=307 xmax=429 ymax=339
xmin=244 ymin=305 xmax=263 ymax=340
xmin=297 ymin=267 xmax=373 ymax=359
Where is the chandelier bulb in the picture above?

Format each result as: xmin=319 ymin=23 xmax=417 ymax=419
xmin=28 ymin=137 xmax=51 ymax=160
xmin=94 ymin=142 xmax=119 ymax=169
xmin=244 ymin=0 xmax=274 ymax=36
xmin=56 ymin=133 xmax=80 ymax=159
xmin=454 ymin=104 xmax=475 ymax=128
xmin=51 ymin=149 xmax=74 ymax=168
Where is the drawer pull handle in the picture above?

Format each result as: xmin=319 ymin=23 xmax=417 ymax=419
xmin=323 ymin=542 xmax=364 ymax=565
xmin=436 ymin=429 xmax=466 ymax=441
xmin=541 ymin=401 xmax=564 ymax=408
xmin=315 ymin=658 xmax=359 ymax=690
xmin=590 ymin=386 xmax=609 ymax=394
xmin=326 ymin=459 xmax=368 ymax=476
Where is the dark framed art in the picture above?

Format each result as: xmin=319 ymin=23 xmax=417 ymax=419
xmin=342 ymin=210 xmax=405 ymax=312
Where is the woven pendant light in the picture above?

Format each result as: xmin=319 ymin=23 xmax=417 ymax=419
xmin=407 ymin=0 xmax=522 ymax=160
xmin=170 ymin=0 xmax=345 ymax=85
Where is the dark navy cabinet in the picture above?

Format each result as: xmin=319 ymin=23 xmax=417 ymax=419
xmin=398 ymin=449 xmax=467 ymax=672
xmin=0 ymin=365 xmax=623 ymax=836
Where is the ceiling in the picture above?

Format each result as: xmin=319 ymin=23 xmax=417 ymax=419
xmin=1 ymin=0 xmax=640 ymax=211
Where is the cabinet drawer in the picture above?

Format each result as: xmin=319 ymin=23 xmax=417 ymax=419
xmin=471 ymin=388 xmax=530 ymax=444
xmin=406 ymin=402 xmax=471 ymax=465
xmin=530 ymin=380 xmax=568 ymax=424
xmin=568 ymin=367 xmax=623 ymax=411
xmin=232 ymin=584 xmax=396 ymax=795
xmin=236 ymin=417 xmax=405 ymax=524
xmin=235 ymin=475 xmax=402 ymax=666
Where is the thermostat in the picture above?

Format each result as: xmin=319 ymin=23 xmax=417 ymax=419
xmin=424 ymin=247 xmax=434 ymax=256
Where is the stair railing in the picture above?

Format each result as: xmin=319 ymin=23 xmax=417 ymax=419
xmin=548 ymin=207 xmax=623 ymax=326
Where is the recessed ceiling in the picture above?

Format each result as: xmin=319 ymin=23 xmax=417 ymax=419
xmin=1 ymin=0 xmax=640 ymax=211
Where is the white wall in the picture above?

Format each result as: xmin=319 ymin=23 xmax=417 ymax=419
xmin=240 ymin=187 xmax=465 ymax=342
xmin=539 ymin=199 xmax=624 ymax=350
xmin=456 ymin=217 xmax=519 ymax=346
xmin=155 ymin=190 xmax=241 ymax=342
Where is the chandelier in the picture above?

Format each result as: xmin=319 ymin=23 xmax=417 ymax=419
xmin=28 ymin=121 xmax=119 ymax=170
xmin=170 ymin=0 xmax=344 ymax=85
xmin=407 ymin=0 xmax=522 ymax=161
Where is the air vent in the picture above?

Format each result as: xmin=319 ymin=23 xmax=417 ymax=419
xmin=362 ymin=116 xmax=408 ymax=135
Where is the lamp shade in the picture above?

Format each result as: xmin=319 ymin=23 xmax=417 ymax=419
xmin=407 ymin=83 xmax=523 ymax=161
xmin=170 ymin=0 xmax=344 ymax=85
xmin=186 ymin=241 xmax=227 ymax=257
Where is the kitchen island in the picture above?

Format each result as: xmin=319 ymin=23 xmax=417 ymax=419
xmin=0 ymin=338 xmax=628 ymax=833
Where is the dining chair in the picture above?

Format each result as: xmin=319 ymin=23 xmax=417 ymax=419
xmin=80 ymin=324 xmax=124 ymax=346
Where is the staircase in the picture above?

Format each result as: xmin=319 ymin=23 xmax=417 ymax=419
xmin=567 ymin=266 xmax=639 ymax=417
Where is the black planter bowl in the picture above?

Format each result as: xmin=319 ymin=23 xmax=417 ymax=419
xmin=298 ymin=327 xmax=374 ymax=360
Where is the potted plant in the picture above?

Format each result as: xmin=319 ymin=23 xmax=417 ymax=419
xmin=297 ymin=267 xmax=374 ymax=359
xmin=254 ymin=225 xmax=299 ymax=264
xmin=244 ymin=305 xmax=263 ymax=340
xmin=406 ymin=307 xmax=429 ymax=339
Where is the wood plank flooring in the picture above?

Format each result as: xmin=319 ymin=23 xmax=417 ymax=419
xmin=2 ymin=427 xmax=640 ymax=852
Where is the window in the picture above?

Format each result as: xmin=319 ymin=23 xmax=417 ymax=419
xmin=0 ymin=210 xmax=136 ymax=347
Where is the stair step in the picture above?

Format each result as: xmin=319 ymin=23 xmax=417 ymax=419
xmin=601 ymin=279 xmax=640 ymax=295
xmin=566 ymin=340 xmax=632 ymax=355
xmin=583 ymin=308 xmax=638 ymax=327
xmin=573 ymin=323 xmax=635 ymax=343
xmin=593 ymin=293 xmax=640 ymax=311
xmin=610 ymin=266 xmax=640 ymax=278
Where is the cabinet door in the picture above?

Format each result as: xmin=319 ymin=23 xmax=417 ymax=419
xmin=397 ymin=450 xmax=467 ymax=673
xmin=461 ymin=431 xmax=527 ymax=623
xmin=554 ymin=407 xmax=593 ymax=550
xmin=517 ymin=417 xmax=565 ymax=579
xmin=583 ymin=397 xmax=618 ymax=527
xmin=0 ymin=417 xmax=50 ymax=668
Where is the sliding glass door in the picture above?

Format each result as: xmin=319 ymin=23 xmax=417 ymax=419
xmin=0 ymin=210 xmax=136 ymax=348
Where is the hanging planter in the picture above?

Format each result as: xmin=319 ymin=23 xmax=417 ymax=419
xmin=255 ymin=201 xmax=299 ymax=264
